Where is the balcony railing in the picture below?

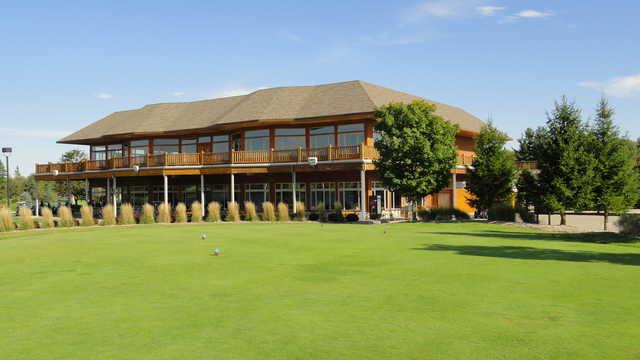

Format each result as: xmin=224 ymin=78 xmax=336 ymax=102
xmin=35 ymin=144 xmax=477 ymax=175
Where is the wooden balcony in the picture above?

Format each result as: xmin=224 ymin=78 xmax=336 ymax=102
xmin=35 ymin=144 xmax=477 ymax=175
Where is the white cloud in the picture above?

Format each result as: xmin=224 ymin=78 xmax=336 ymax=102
xmin=579 ymin=74 xmax=640 ymax=98
xmin=476 ymin=5 xmax=505 ymax=16
xmin=95 ymin=92 xmax=112 ymax=100
xmin=501 ymin=9 xmax=554 ymax=22
xmin=406 ymin=0 xmax=474 ymax=20
xmin=212 ymin=86 xmax=268 ymax=98
xmin=172 ymin=91 xmax=185 ymax=97
xmin=360 ymin=32 xmax=427 ymax=46
xmin=0 ymin=128 xmax=70 ymax=139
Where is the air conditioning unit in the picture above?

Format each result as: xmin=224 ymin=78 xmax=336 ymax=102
xmin=308 ymin=157 xmax=318 ymax=166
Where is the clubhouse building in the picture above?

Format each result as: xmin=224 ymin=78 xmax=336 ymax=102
xmin=35 ymin=80 xmax=483 ymax=219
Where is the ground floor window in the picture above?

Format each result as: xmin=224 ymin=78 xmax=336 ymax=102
xmin=339 ymin=182 xmax=361 ymax=210
xmin=275 ymin=183 xmax=306 ymax=206
xmin=245 ymin=183 xmax=269 ymax=208
xmin=208 ymin=184 xmax=240 ymax=207
xmin=151 ymin=185 xmax=178 ymax=206
xmin=310 ymin=183 xmax=336 ymax=209
xmin=182 ymin=185 xmax=198 ymax=206
xmin=129 ymin=185 xmax=148 ymax=208
xmin=91 ymin=187 xmax=106 ymax=205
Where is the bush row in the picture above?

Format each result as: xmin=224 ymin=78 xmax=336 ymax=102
xmin=618 ymin=214 xmax=640 ymax=236
xmin=417 ymin=207 xmax=471 ymax=221
xmin=487 ymin=204 xmax=536 ymax=223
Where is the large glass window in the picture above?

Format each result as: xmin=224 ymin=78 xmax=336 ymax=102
xmin=275 ymin=128 xmax=306 ymax=150
xmin=107 ymin=144 xmax=123 ymax=159
xmin=212 ymin=135 xmax=230 ymax=153
xmin=130 ymin=140 xmax=149 ymax=157
xmin=275 ymin=183 xmax=306 ymax=206
xmin=129 ymin=185 xmax=148 ymax=208
xmin=339 ymin=181 xmax=361 ymax=210
xmin=208 ymin=184 xmax=240 ymax=207
xmin=91 ymin=145 xmax=107 ymax=161
xmin=245 ymin=183 xmax=269 ymax=207
xmin=245 ymin=129 xmax=269 ymax=151
xmin=310 ymin=126 xmax=335 ymax=149
xmin=310 ymin=183 xmax=336 ymax=209
xmin=338 ymin=124 xmax=364 ymax=146
xmin=181 ymin=139 xmax=197 ymax=153
xmin=153 ymin=138 xmax=179 ymax=154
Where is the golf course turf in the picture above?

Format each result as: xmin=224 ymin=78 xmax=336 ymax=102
xmin=1 ymin=222 xmax=639 ymax=359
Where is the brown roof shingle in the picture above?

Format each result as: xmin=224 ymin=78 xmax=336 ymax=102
xmin=59 ymin=80 xmax=484 ymax=144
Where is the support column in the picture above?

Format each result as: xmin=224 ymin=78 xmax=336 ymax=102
xmin=292 ymin=170 xmax=297 ymax=214
xmin=163 ymin=175 xmax=169 ymax=206
xmin=66 ymin=178 xmax=71 ymax=204
xmin=359 ymin=169 xmax=368 ymax=220
xmin=451 ymin=172 xmax=457 ymax=208
xmin=200 ymin=174 xmax=205 ymax=217
xmin=85 ymin=178 xmax=90 ymax=203
xmin=230 ymin=173 xmax=235 ymax=204
xmin=35 ymin=179 xmax=40 ymax=217
xmin=112 ymin=176 xmax=117 ymax=218
xmin=106 ymin=177 xmax=111 ymax=204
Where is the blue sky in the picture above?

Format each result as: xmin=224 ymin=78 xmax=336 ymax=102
xmin=1 ymin=0 xmax=639 ymax=173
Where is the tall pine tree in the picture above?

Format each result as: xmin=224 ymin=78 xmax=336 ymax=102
xmin=466 ymin=122 xmax=516 ymax=215
xmin=591 ymin=98 xmax=640 ymax=230
xmin=537 ymin=97 xmax=596 ymax=225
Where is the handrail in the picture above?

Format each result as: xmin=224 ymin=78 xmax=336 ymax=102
xmin=35 ymin=145 xmax=480 ymax=174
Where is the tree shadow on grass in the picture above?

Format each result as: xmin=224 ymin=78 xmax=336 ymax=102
xmin=426 ymin=230 xmax=638 ymax=244
xmin=417 ymin=244 xmax=640 ymax=266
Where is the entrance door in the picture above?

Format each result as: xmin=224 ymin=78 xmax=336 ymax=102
xmin=231 ymin=133 xmax=242 ymax=151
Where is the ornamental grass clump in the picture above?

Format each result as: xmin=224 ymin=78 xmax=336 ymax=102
xmin=101 ymin=204 xmax=116 ymax=226
xmin=206 ymin=201 xmax=221 ymax=222
xmin=262 ymin=201 xmax=276 ymax=222
xmin=58 ymin=205 xmax=75 ymax=227
xmin=226 ymin=201 xmax=240 ymax=222
xmin=140 ymin=203 xmax=155 ymax=224
xmin=40 ymin=207 xmax=55 ymax=228
xmin=277 ymin=202 xmax=290 ymax=222
xmin=157 ymin=203 xmax=171 ymax=223
xmin=175 ymin=203 xmax=188 ymax=223
xmin=244 ymin=201 xmax=259 ymax=221
xmin=314 ymin=202 xmax=327 ymax=222
xmin=294 ymin=201 xmax=306 ymax=221
xmin=119 ymin=203 xmax=136 ymax=225
xmin=190 ymin=201 xmax=203 ymax=222
xmin=80 ymin=205 xmax=94 ymax=226
xmin=0 ymin=207 xmax=14 ymax=232
xmin=19 ymin=207 xmax=35 ymax=230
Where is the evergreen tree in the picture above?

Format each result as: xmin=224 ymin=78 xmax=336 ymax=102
xmin=537 ymin=97 xmax=596 ymax=225
xmin=591 ymin=98 xmax=640 ymax=230
xmin=374 ymin=100 xmax=458 ymax=220
xmin=54 ymin=149 xmax=88 ymax=201
xmin=466 ymin=122 xmax=516 ymax=215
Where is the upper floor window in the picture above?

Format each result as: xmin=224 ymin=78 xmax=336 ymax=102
xmin=107 ymin=144 xmax=123 ymax=159
xmin=275 ymin=128 xmax=305 ymax=150
xmin=91 ymin=145 xmax=106 ymax=161
xmin=212 ymin=135 xmax=229 ymax=153
xmin=338 ymin=123 xmax=364 ymax=146
xmin=130 ymin=140 xmax=149 ymax=157
xmin=310 ymin=126 xmax=335 ymax=149
xmin=153 ymin=138 xmax=179 ymax=154
xmin=245 ymin=129 xmax=269 ymax=151
xmin=181 ymin=138 xmax=197 ymax=153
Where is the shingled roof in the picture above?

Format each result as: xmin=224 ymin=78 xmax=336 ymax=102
xmin=59 ymin=80 xmax=484 ymax=144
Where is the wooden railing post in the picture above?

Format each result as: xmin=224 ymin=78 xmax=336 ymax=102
xmin=231 ymin=149 xmax=235 ymax=164
xmin=360 ymin=143 xmax=365 ymax=159
xmin=328 ymin=144 xmax=332 ymax=161
xmin=164 ymin=153 xmax=169 ymax=166
xmin=297 ymin=147 xmax=302 ymax=162
xmin=270 ymin=148 xmax=274 ymax=163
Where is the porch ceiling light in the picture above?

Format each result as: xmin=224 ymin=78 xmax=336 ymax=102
xmin=308 ymin=157 xmax=318 ymax=166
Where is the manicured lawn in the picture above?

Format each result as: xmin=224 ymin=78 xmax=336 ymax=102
xmin=1 ymin=223 xmax=639 ymax=359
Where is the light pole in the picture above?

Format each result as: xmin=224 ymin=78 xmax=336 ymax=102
xmin=2 ymin=147 xmax=12 ymax=208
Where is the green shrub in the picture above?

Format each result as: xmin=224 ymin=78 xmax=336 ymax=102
xmin=40 ymin=207 xmax=55 ymax=228
xmin=102 ymin=204 xmax=116 ymax=225
xmin=226 ymin=201 xmax=240 ymax=222
xmin=262 ymin=202 xmax=276 ymax=222
xmin=487 ymin=204 xmax=515 ymax=221
xmin=206 ymin=202 xmax=221 ymax=222
xmin=277 ymin=202 xmax=290 ymax=222
xmin=418 ymin=207 xmax=471 ymax=221
xmin=618 ymin=214 xmax=640 ymax=236
xmin=19 ymin=207 xmax=35 ymax=230
xmin=58 ymin=205 xmax=76 ymax=227
xmin=516 ymin=207 xmax=536 ymax=223
xmin=175 ymin=203 xmax=188 ymax=223
xmin=140 ymin=203 xmax=155 ymax=224
xmin=308 ymin=213 xmax=320 ymax=221
xmin=0 ymin=207 xmax=14 ymax=232
xmin=330 ymin=201 xmax=344 ymax=222
xmin=294 ymin=201 xmax=306 ymax=221
xmin=191 ymin=201 xmax=203 ymax=222
xmin=119 ymin=203 xmax=136 ymax=225
xmin=157 ymin=203 xmax=171 ymax=223
xmin=80 ymin=205 xmax=94 ymax=226
xmin=345 ymin=213 xmax=359 ymax=222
